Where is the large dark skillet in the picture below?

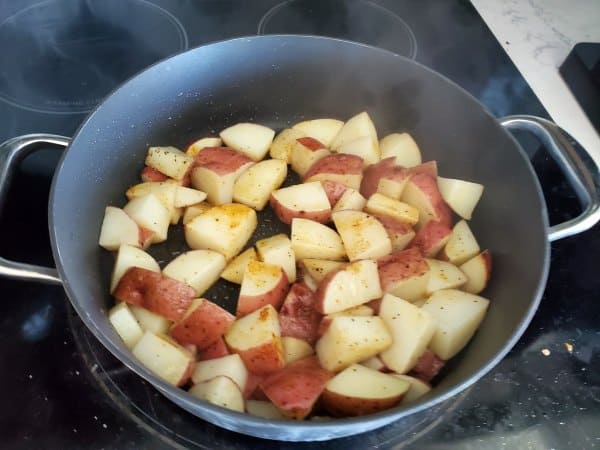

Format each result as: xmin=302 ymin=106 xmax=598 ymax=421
xmin=0 ymin=36 xmax=598 ymax=441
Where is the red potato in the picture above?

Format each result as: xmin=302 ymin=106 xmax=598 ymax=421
xmin=114 ymin=267 xmax=196 ymax=322
xmin=256 ymin=234 xmax=296 ymax=283
xmin=108 ymin=302 xmax=144 ymax=349
xmin=401 ymin=173 xmax=452 ymax=228
xmin=123 ymin=193 xmax=171 ymax=243
xmin=359 ymin=157 xmax=411 ymax=200
xmin=425 ymin=258 xmax=467 ymax=293
xmin=371 ymin=214 xmax=415 ymax=252
xmin=233 ymin=158 xmax=288 ymax=211
xmin=182 ymin=202 xmax=212 ymax=225
xmin=303 ymin=153 xmax=364 ymax=190
xmin=459 ymin=250 xmax=492 ymax=294
xmin=377 ymin=248 xmax=430 ymax=302
xmin=191 ymin=353 xmax=248 ymax=392
xmin=132 ymin=331 xmax=195 ymax=386
xmin=408 ymin=349 xmax=445 ymax=383
xmin=141 ymin=165 xmax=169 ymax=182
xmin=191 ymin=147 xmax=254 ymax=205
xmin=185 ymin=203 xmax=257 ymax=261
xmin=269 ymin=181 xmax=332 ymax=225
xmin=98 ymin=206 xmax=146 ymax=251
xmin=322 ymin=364 xmax=410 ymax=417
xmin=246 ymin=400 xmax=286 ymax=420
xmin=332 ymin=210 xmax=392 ymax=261
xmin=360 ymin=355 xmax=387 ymax=372
xmin=220 ymin=247 xmax=258 ymax=284
xmin=220 ymin=122 xmax=275 ymax=161
xmin=224 ymin=305 xmax=285 ymax=374
xmin=315 ymin=259 xmax=382 ymax=314
xmin=299 ymin=259 xmax=344 ymax=284
xmin=331 ymin=187 xmax=367 ymax=212
xmin=292 ymin=118 xmax=344 ymax=147
xmin=269 ymin=128 xmax=306 ymax=162
xmin=290 ymin=137 xmax=330 ymax=177
xmin=278 ymin=282 xmax=322 ymax=345
xmin=259 ymin=356 xmax=334 ymax=420
xmin=320 ymin=180 xmax=348 ymax=207
xmin=365 ymin=298 xmax=382 ymax=315
xmin=244 ymin=372 xmax=268 ymax=400
xmin=170 ymin=298 xmax=235 ymax=349
xmin=281 ymin=336 xmax=314 ymax=365
xmin=337 ymin=135 xmax=380 ymax=165
xmin=330 ymin=111 xmax=378 ymax=153
xmin=162 ymin=249 xmax=226 ymax=297
xmin=440 ymin=219 xmax=481 ymax=265
xmin=188 ymin=375 xmax=245 ymax=413
xmin=410 ymin=220 xmax=453 ymax=257
xmin=145 ymin=146 xmax=194 ymax=181
xmin=185 ymin=136 xmax=222 ymax=157
xmin=393 ymin=374 xmax=432 ymax=405
xmin=126 ymin=180 xmax=181 ymax=225
xmin=379 ymin=132 xmax=422 ymax=168
xmin=174 ymin=186 xmax=207 ymax=208
xmin=290 ymin=218 xmax=346 ymax=261
xmin=237 ymin=261 xmax=289 ymax=317
xmin=407 ymin=160 xmax=438 ymax=178
xmin=129 ymin=305 xmax=172 ymax=334
xmin=364 ymin=193 xmax=420 ymax=225
xmin=197 ymin=336 xmax=230 ymax=361
xmin=437 ymin=176 xmax=484 ymax=220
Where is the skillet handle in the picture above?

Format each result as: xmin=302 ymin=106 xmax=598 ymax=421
xmin=0 ymin=134 xmax=70 ymax=285
xmin=499 ymin=115 xmax=600 ymax=242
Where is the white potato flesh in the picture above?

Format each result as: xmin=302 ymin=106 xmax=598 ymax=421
xmin=332 ymin=188 xmax=367 ymax=212
xmin=332 ymin=210 xmax=392 ymax=261
xmin=246 ymin=400 xmax=286 ymax=420
xmin=360 ymin=355 xmax=386 ymax=371
xmin=174 ymin=186 xmax=207 ymax=208
xmin=425 ymin=258 xmax=467 ymax=293
xmin=110 ymin=244 xmax=159 ymax=292
xmin=182 ymin=202 xmax=212 ymax=225
xmin=270 ymin=181 xmax=331 ymax=218
xmin=132 ymin=331 xmax=194 ymax=386
xmin=292 ymin=118 xmax=344 ymax=147
xmin=126 ymin=181 xmax=180 ymax=225
xmin=145 ymin=146 xmax=193 ymax=181
xmin=290 ymin=218 xmax=346 ymax=261
xmin=189 ymin=375 xmax=245 ymax=412
xmin=191 ymin=167 xmax=238 ymax=206
xmin=220 ymin=247 xmax=258 ymax=284
xmin=459 ymin=250 xmax=492 ymax=294
xmin=185 ymin=203 xmax=257 ymax=260
xmin=129 ymin=305 xmax=172 ymax=334
xmin=269 ymin=128 xmax=306 ymax=162
xmin=281 ymin=336 xmax=314 ymax=364
xmin=436 ymin=176 xmax=484 ymax=220
xmin=337 ymin=135 xmax=380 ymax=165
xmin=108 ymin=302 xmax=144 ymax=349
xmin=191 ymin=354 xmax=248 ymax=391
xmin=162 ymin=250 xmax=226 ymax=296
xmin=123 ymin=193 xmax=170 ymax=243
xmin=233 ymin=159 xmax=287 ymax=210
xmin=98 ymin=206 xmax=141 ymax=251
xmin=220 ymin=123 xmax=275 ymax=161
xmin=421 ymin=289 xmax=490 ymax=360
xmin=316 ymin=315 xmax=392 ymax=372
xmin=444 ymin=220 xmax=481 ymax=265
xmin=317 ymin=259 xmax=382 ymax=314
xmin=290 ymin=140 xmax=330 ymax=177
xmin=393 ymin=374 xmax=432 ymax=404
xmin=365 ymin=193 xmax=420 ymax=225
xmin=325 ymin=364 xmax=410 ymax=399
xmin=300 ymin=258 xmax=344 ymax=283
xmin=379 ymin=294 xmax=437 ymax=374
xmin=224 ymin=305 xmax=281 ymax=352
xmin=330 ymin=112 xmax=378 ymax=153
xmin=379 ymin=132 xmax=422 ymax=167
xmin=256 ymin=233 xmax=296 ymax=283
xmin=186 ymin=137 xmax=222 ymax=157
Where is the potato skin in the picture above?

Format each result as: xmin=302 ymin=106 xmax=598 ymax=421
xmin=113 ymin=267 xmax=195 ymax=322
xmin=407 ymin=160 xmax=438 ymax=178
xmin=232 ymin=340 xmax=285 ymax=375
xmin=406 ymin=174 xmax=452 ymax=227
xmin=269 ymin=194 xmax=331 ymax=225
xmin=170 ymin=300 xmax=235 ymax=349
xmin=408 ymin=349 xmax=445 ymax=383
xmin=321 ymin=180 xmax=347 ymax=207
xmin=304 ymin=153 xmax=363 ymax=179
xmin=410 ymin=220 xmax=452 ymax=257
xmin=260 ymin=356 xmax=333 ymax=419
xmin=321 ymin=389 xmax=403 ymax=417
xmin=360 ymin=157 xmax=410 ymax=199
xmin=194 ymin=146 xmax=253 ymax=175
xmin=278 ymin=282 xmax=323 ymax=345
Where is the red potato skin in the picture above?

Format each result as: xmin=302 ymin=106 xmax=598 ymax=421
xmin=371 ymin=214 xmax=414 ymax=237
xmin=259 ymin=356 xmax=334 ymax=420
xmin=408 ymin=173 xmax=452 ymax=227
xmin=179 ymin=165 xmax=193 ymax=187
xmin=269 ymin=194 xmax=331 ymax=225
xmin=407 ymin=160 xmax=438 ymax=178
xmin=303 ymin=153 xmax=364 ymax=180
xmin=408 ymin=349 xmax=445 ymax=383
xmin=236 ymin=270 xmax=290 ymax=318
xmin=170 ymin=300 xmax=236 ymax=349
xmin=197 ymin=336 xmax=230 ymax=361
xmin=321 ymin=180 xmax=348 ymax=207
xmin=316 ymin=315 xmax=332 ymax=339
xmin=113 ymin=267 xmax=195 ymax=322
xmin=279 ymin=282 xmax=324 ymax=345
xmin=360 ymin=157 xmax=411 ymax=199
xmin=231 ymin=340 xmax=285 ymax=375
xmin=244 ymin=372 xmax=268 ymax=400
xmin=377 ymin=248 xmax=429 ymax=293
xmin=296 ymin=137 xmax=326 ymax=151
xmin=365 ymin=298 xmax=383 ymax=315
xmin=194 ymin=146 xmax=253 ymax=175
xmin=141 ymin=165 xmax=169 ymax=182
xmin=138 ymin=226 xmax=155 ymax=248
xmin=322 ymin=388 xmax=404 ymax=417
xmin=410 ymin=220 xmax=452 ymax=257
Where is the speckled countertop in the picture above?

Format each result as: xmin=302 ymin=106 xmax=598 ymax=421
xmin=472 ymin=0 xmax=600 ymax=166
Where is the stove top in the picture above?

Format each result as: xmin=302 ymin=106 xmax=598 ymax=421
xmin=1 ymin=1 xmax=598 ymax=449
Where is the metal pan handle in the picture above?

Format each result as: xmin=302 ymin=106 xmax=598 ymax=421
xmin=500 ymin=115 xmax=600 ymax=242
xmin=0 ymin=134 xmax=70 ymax=285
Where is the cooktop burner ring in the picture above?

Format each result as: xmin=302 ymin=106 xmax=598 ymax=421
xmin=0 ymin=0 xmax=188 ymax=115
xmin=258 ymin=0 xmax=418 ymax=60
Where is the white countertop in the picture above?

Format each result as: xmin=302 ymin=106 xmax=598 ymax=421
xmin=471 ymin=0 xmax=600 ymax=166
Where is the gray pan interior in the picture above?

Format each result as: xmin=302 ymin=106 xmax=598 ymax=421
xmin=49 ymin=35 xmax=550 ymax=441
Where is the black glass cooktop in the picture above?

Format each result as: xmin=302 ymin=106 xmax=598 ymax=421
xmin=1 ymin=1 xmax=598 ymax=449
